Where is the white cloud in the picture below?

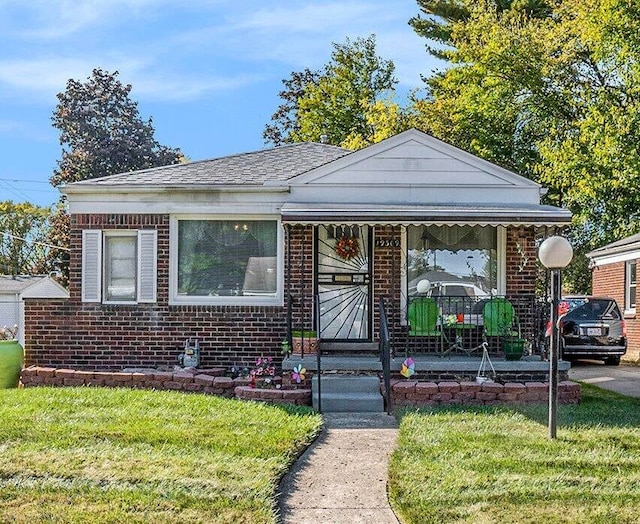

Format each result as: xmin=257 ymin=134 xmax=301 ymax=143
xmin=0 ymin=56 xmax=257 ymax=103
xmin=234 ymin=2 xmax=385 ymax=33
xmin=130 ymin=73 xmax=258 ymax=102
xmin=7 ymin=0 xmax=179 ymax=39
xmin=0 ymin=0 xmax=437 ymax=103
xmin=0 ymin=57 xmax=145 ymax=94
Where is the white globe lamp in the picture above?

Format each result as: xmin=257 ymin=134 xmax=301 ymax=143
xmin=538 ymin=235 xmax=573 ymax=440
xmin=416 ymin=279 xmax=431 ymax=294
xmin=539 ymin=236 xmax=573 ymax=269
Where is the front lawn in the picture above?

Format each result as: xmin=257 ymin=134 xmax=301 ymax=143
xmin=389 ymin=385 xmax=640 ymax=523
xmin=0 ymin=387 xmax=321 ymax=523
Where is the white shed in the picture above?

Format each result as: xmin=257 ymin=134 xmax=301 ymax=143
xmin=0 ymin=276 xmax=69 ymax=346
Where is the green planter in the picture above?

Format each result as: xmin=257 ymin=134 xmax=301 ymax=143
xmin=0 ymin=339 xmax=24 ymax=388
xmin=502 ymin=337 xmax=526 ymax=361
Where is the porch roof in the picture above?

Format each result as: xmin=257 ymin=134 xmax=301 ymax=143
xmin=280 ymin=202 xmax=572 ymax=227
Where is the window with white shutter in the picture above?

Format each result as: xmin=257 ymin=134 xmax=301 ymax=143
xmin=81 ymin=229 xmax=157 ymax=304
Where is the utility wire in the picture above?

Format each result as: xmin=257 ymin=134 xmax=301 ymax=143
xmin=0 ymin=231 xmax=70 ymax=252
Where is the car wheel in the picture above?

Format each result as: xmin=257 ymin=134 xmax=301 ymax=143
xmin=604 ymin=356 xmax=620 ymax=366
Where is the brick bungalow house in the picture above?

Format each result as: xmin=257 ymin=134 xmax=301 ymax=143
xmin=588 ymin=233 xmax=639 ymax=362
xmin=24 ymin=129 xmax=571 ymax=371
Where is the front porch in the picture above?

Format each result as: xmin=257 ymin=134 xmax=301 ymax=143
xmin=283 ymin=353 xmax=568 ymax=383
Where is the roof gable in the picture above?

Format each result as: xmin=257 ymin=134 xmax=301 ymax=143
xmin=289 ymin=129 xmax=539 ymax=188
xmin=287 ymin=129 xmax=542 ymax=206
xmin=0 ymin=275 xmax=68 ymax=297
xmin=588 ymin=232 xmax=640 ymax=260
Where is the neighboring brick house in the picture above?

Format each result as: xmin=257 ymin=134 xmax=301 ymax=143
xmin=588 ymin=234 xmax=640 ymax=362
xmin=24 ymin=129 xmax=571 ymax=371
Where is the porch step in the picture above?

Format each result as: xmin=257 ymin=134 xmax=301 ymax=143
xmin=319 ymin=341 xmax=379 ymax=354
xmin=312 ymin=375 xmax=384 ymax=412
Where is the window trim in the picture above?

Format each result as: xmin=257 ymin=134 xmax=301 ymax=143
xmin=625 ymin=260 xmax=637 ymax=314
xmin=81 ymin=229 xmax=157 ymax=305
xmin=169 ymin=215 xmax=284 ymax=306
xmin=103 ymin=231 xmax=138 ymax=305
xmin=400 ymin=225 xmax=506 ymax=324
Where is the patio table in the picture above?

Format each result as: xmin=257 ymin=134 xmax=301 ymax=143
xmin=441 ymin=320 xmax=485 ymax=356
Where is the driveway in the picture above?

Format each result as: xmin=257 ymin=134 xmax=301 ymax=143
xmin=569 ymin=360 xmax=640 ymax=398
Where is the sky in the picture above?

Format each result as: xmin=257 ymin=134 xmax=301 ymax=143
xmin=0 ymin=0 xmax=443 ymax=208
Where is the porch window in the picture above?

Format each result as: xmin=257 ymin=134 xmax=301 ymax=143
xmin=171 ymin=217 xmax=281 ymax=305
xmin=406 ymin=225 xmax=500 ymax=299
xmin=626 ymin=260 xmax=636 ymax=312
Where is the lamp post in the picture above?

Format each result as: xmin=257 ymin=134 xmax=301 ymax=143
xmin=539 ymin=236 xmax=573 ymax=439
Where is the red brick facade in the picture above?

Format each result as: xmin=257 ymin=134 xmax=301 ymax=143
xmin=24 ymin=217 xmax=538 ymax=371
xmin=591 ymin=259 xmax=640 ymax=362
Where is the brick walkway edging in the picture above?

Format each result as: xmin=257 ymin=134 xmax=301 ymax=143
xmin=387 ymin=379 xmax=581 ymax=407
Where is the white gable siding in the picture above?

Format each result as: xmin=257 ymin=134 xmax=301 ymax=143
xmin=288 ymin=132 xmax=542 ymax=205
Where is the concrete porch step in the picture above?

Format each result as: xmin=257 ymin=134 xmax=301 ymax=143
xmin=312 ymin=375 xmax=384 ymax=412
xmin=319 ymin=341 xmax=379 ymax=354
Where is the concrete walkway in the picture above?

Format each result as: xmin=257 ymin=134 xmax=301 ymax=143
xmin=278 ymin=412 xmax=400 ymax=524
xmin=569 ymin=361 xmax=640 ymax=398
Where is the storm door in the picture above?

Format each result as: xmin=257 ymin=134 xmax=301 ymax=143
xmin=316 ymin=225 xmax=371 ymax=340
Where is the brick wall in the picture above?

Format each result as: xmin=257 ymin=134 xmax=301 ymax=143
xmin=592 ymin=260 xmax=640 ymax=362
xmin=505 ymin=227 xmax=536 ymax=296
xmin=372 ymin=225 xmax=403 ymax=344
xmin=24 ymin=217 xmax=542 ymax=370
xmin=26 ymin=214 xmax=291 ymax=370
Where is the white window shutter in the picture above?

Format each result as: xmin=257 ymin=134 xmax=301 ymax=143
xmin=82 ymin=230 xmax=102 ymax=302
xmin=137 ymin=230 xmax=157 ymax=303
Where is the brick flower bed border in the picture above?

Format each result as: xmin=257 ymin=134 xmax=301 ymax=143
xmin=20 ymin=368 xmax=581 ymax=409
xmin=386 ymin=379 xmax=581 ymax=408
xmin=20 ymin=366 xmax=312 ymax=406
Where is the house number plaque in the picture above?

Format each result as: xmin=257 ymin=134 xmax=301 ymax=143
xmin=375 ymin=238 xmax=401 ymax=248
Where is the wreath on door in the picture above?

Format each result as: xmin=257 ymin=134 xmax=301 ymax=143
xmin=335 ymin=236 xmax=359 ymax=260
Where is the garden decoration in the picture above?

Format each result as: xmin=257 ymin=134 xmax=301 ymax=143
xmin=476 ymin=342 xmax=496 ymax=384
xmin=249 ymin=357 xmax=277 ymax=388
xmin=292 ymin=364 xmax=306 ymax=384
xmin=400 ymin=357 xmax=415 ymax=378
xmin=281 ymin=339 xmax=291 ymax=357
xmin=335 ymin=236 xmax=359 ymax=260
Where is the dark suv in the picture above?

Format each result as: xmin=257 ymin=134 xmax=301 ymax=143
xmin=551 ymin=296 xmax=627 ymax=365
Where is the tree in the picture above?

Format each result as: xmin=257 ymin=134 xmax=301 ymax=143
xmin=51 ymin=68 xmax=183 ymax=187
xmin=48 ymin=68 xmax=183 ymax=281
xmin=410 ymin=0 xmax=640 ymax=292
xmin=264 ymin=35 xmax=402 ymax=149
xmin=262 ymin=68 xmax=321 ymax=147
xmin=409 ymin=0 xmax=551 ymax=60
xmin=0 ymin=201 xmax=52 ymax=276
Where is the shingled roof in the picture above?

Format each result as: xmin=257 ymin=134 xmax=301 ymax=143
xmin=588 ymin=232 xmax=640 ymax=259
xmin=67 ymin=142 xmax=352 ymax=188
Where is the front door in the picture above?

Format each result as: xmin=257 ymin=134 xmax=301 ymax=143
xmin=316 ymin=225 xmax=371 ymax=340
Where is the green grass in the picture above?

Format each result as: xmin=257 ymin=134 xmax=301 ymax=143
xmin=0 ymin=387 xmax=322 ymax=523
xmin=389 ymin=385 xmax=640 ymax=524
